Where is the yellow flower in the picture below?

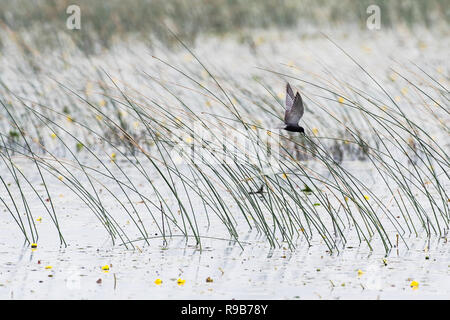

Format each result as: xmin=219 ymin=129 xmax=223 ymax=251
xmin=111 ymin=153 xmax=116 ymax=161
xmin=31 ymin=243 xmax=38 ymax=248
xmin=401 ymin=87 xmax=408 ymax=95
xmin=36 ymin=217 xmax=42 ymax=222
xmin=85 ymin=81 xmax=93 ymax=96
xmin=205 ymin=100 xmax=212 ymax=107
xmin=361 ymin=45 xmax=372 ymax=53
xmin=251 ymin=125 xmax=257 ymax=130
xmin=389 ymin=73 xmax=397 ymax=81
xmin=183 ymin=54 xmax=193 ymax=62
xmin=177 ymin=278 xmax=186 ymax=285
xmin=410 ymin=280 xmax=419 ymax=289
xmin=344 ymin=196 xmax=349 ymax=202
xmin=154 ymin=279 xmax=162 ymax=285
xmin=50 ymin=133 xmax=57 ymax=139
xmin=381 ymin=105 xmax=388 ymax=111
xmin=338 ymin=97 xmax=345 ymax=104
xmin=185 ymin=136 xmax=193 ymax=144
xmin=266 ymin=130 xmax=272 ymax=136
xmin=282 ymin=173 xmax=288 ymax=179
xmin=45 ymin=265 xmax=52 ymax=269
xmin=255 ymin=36 xmax=265 ymax=46
xmin=357 ymin=269 xmax=364 ymax=276
xmin=96 ymin=115 xmax=103 ymax=121
xmin=99 ymin=99 xmax=106 ymax=107
xmin=58 ymin=175 xmax=63 ymax=181
xmin=66 ymin=116 xmax=73 ymax=123
xmin=101 ymin=265 xmax=110 ymax=272
xmin=312 ymin=128 xmax=319 ymax=136
xmin=119 ymin=110 xmax=127 ymax=118
xmin=364 ymin=195 xmax=370 ymax=200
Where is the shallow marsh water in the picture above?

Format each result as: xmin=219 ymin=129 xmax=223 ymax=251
xmin=0 ymin=159 xmax=448 ymax=299
xmin=0 ymin=224 xmax=448 ymax=299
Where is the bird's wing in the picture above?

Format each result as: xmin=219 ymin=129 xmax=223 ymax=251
xmin=285 ymin=83 xmax=295 ymax=109
xmin=284 ymin=92 xmax=304 ymax=125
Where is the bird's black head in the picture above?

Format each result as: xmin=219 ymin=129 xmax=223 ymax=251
xmin=284 ymin=125 xmax=305 ymax=133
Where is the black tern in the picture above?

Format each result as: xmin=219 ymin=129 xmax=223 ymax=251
xmin=283 ymin=83 xmax=305 ymax=133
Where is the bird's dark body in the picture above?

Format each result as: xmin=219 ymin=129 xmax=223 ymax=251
xmin=283 ymin=125 xmax=305 ymax=133
xmin=282 ymin=83 xmax=305 ymax=134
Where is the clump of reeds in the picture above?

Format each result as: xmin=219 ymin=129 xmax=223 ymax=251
xmin=0 ymin=25 xmax=448 ymax=254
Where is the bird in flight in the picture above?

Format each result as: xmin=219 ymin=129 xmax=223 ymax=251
xmin=282 ymin=83 xmax=305 ymax=133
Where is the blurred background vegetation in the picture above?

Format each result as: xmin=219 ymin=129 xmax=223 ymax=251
xmin=0 ymin=0 xmax=448 ymax=54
